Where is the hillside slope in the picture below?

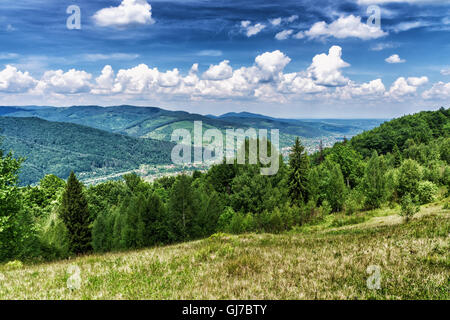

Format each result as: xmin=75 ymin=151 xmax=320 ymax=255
xmin=0 ymin=117 xmax=174 ymax=185
xmin=0 ymin=204 xmax=448 ymax=299
xmin=0 ymin=106 xmax=385 ymax=145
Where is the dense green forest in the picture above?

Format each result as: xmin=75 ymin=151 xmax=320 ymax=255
xmin=0 ymin=108 xmax=448 ymax=263
xmin=0 ymin=117 xmax=174 ymax=185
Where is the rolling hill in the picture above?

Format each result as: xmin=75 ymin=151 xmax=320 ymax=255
xmin=0 ymin=117 xmax=174 ymax=185
xmin=0 ymin=106 xmax=386 ymax=147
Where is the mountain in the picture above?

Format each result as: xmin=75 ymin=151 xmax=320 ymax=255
xmin=0 ymin=117 xmax=174 ymax=185
xmin=0 ymin=105 xmax=386 ymax=147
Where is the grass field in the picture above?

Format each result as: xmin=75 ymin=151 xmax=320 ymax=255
xmin=0 ymin=204 xmax=449 ymax=300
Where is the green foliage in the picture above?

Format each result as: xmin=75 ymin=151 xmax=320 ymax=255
xmin=0 ymin=117 xmax=174 ymax=185
xmin=0 ymin=150 xmax=39 ymax=262
xmin=59 ymin=172 xmax=91 ymax=254
xmin=350 ymin=108 xmax=449 ymax=157
xmin=400 ymin=194 xmax=420 ymax=222
xmin=361 ymin=151 xmax=387 ymax=209
xmin=417 ymin=181 xmax=438 ymax=204
xmin=397 ymin=159 xmax=422 ymax=199
xmin=288 ymin=138 xmax=310 ymax=206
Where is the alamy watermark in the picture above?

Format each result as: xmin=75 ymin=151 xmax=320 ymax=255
xmin=366 ymin=265 xmax=381 ymax=290
xmin=67 ymin=265 xmax=82 ymax=290
xmin=171 ymin=121 xmax=280 ymax=175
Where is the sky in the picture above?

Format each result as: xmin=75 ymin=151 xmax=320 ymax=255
xmin=0 ymin=0 xmax=449 ymax=118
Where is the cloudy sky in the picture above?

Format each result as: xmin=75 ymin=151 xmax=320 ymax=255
xmin=0 ymin=0 xmax=449 ymax=118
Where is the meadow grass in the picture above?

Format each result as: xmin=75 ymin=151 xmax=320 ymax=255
xmin=0 ymin=204 xmax=448 ymax=300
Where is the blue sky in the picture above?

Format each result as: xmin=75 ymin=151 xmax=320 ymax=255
xmin=0 ymin=0 xmax=449 ymax=118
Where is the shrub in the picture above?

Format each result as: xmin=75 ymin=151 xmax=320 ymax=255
xmin=417 ymin=181 xmax=438 ymax=204
xmin=344 ymin=189 xmax=365 ymax=214
xmin=400 ymin=194 xmax=420 ymax=222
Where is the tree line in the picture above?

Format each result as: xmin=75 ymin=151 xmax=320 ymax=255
xmin=0 ymin=108 xmax=449 ymax=262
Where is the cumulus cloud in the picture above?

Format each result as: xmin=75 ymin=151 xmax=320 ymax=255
xmin=307 ymin=45 xmax=350 ymax=87
xmin=203 ymin=60 xmax=233 ymax=81
xmin=422 ymin=81 xmax=450 ymax=100
xmin=0 ymin=46 xmax=437 ymax=106
xmin=335 ymin=79 xmax=386 ymax=100
xmin=240 ymin=21 xmax=266 ymax=37
xmin=93 ymin=0 xmax=154 ymax=27
xmin=36 ymin=69 xmax=92 ymax=94
xmin=387 ymin=76 xmax=428 ymax=100
xmin=0 ymin=65 xmax=36 ymax=93
xmin=385 ymin=54 xmax=406 ymax=64
xmin=275 ymin=30 xmax=294 ymax=40
xmin=304 ymin=15 xmax=387 ymax=40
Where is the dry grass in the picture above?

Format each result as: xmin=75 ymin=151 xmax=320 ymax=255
xmin=0 ymin=205 xmax=449 ymax=300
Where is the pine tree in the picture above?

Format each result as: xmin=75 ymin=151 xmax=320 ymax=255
xmin=59 ymin=171 xmax=91 ymax=254
xmin=288 ymin=138 xmax=310 ymax=206
xmin=392 ymin=144 xmax=402 ymax=168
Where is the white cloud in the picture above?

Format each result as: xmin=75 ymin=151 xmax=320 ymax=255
xmin=0 ymin=47 xmax=436 ymax=107
xmin=82 ymin=53 xmax=139 ymax=61
xmin=0 ymin=65 xmax=36 ymax=93
xmin=293 ymin=31 xmax=305 ymax=39
xmin=307 ymin=45 xmax=350 ymax=87
xmin=370 ymin=42 xmax=398 ymax=51
xmin=440 ymin=68 xmax=450 ymax=76
xmin=387 ymin=76 xmax=428 ymax=100
xmin=385 ymin=54 xmax=406 ymax=64
xmin=407 ymin=76 xmax=428 ymax=87
xmin=269 ymin=18 xmax=282 ymax=26
xmin=287 ymin=15 xmax=299 ymax=23
xmin=391 ymin=21 xmax=430 ymax=33
xmin=334 ymin=79 xmax=386 ymax=100
xmin=196 ymin=50 xmax=223 ymax=57
xmin=36 ymin=69 xmax=92 ymax=94
xmin=254 ymin=50 xmax=291 ymax=82
xmin=91 ymin=65 xmax=115 ymax=95
xmin=0 ymin=53 xmax=19 ymax=60
xmin=240 ymin=21 xmax=266 ymax=37
xmin=304 ymin=15 xmax=387 ymax=40
xmin=203 ymin=60 xmax=233 ymax=81
xmin=275 ymin=29 xmax=294 ymax=40
xmin=93 ymin=0 xmax=154 ymax=27
xmin=422 ymin=81 xmax=450 ymax=100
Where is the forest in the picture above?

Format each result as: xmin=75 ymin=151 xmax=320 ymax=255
xmin=0 ymin=107 xmax=449 ymax=263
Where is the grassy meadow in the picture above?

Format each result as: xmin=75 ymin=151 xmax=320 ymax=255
xmin=1 ymin=202 xmax=448 ymax=300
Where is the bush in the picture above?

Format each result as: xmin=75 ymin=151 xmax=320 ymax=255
xmin=400 ymin=194 xmax=420 ymax=222
xmin=417 ymin=181 xmax=438 ymax=204
xmin=344 ymin=189 xmax=365 ymax=214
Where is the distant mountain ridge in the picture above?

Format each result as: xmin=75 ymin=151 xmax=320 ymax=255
xmin=0 ymin=105 xmax=385 ymax=144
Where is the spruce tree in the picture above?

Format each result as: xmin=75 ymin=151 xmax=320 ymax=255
xmin=60 ymin=171 xmax=91 ymax=254
xmin=392 ymin=144 xmax=402 ymax=168
xmin=288 ymin=138 xmax=310 ymax=206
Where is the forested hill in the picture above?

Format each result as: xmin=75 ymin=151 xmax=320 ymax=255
xmin=0 ymin=117 xmax=174 ymax=185
xmin=349 ymin=108 xmax=449 ymax=157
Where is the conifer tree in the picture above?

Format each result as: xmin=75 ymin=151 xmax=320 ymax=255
xmin=288 ymin=138 xmax=310 ymax=206
xmin=392 ymin=143 xmax=403 ymax=168
xmin=60 ymin=171 xmax=91 ymax=254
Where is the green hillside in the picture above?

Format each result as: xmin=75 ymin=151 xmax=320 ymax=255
xmin=349 ymin=107 xmax=450 ymax=157
xmin=0 ymin=106 xmax=385 ymax=148
xmin=0 ymin=117 xmax=174 ymax=185
xmin=0 ymin=204 xmax=448 ymax=299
